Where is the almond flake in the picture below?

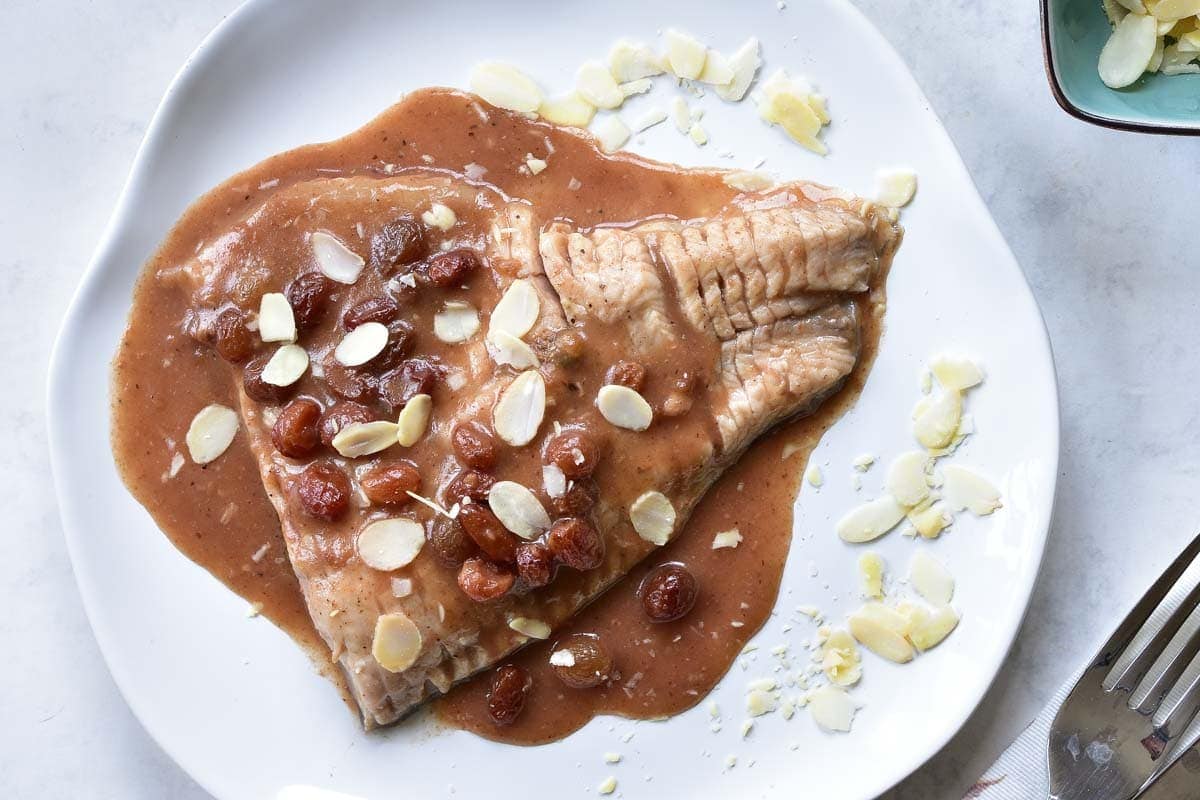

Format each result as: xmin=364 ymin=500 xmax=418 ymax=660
xmin=433 ymin=302 xmax=480 ymax=343
xmin=875 ymin=167 xmax=918 ymax=208
xmin=493 ymin=370 xmax=546 ymax=446
xmin=490 ymin=279 xmax=540 ymax=338
xmin=543 ymin=464 xmax=567 ymax=498
xmin=334 ymin=321 xmax=388 ymax=366
xmin=592 ymin=115 xmax=631 ymax=153
xmin=912 ymin=389 xmax=963 ymax=449
xmin=186 ymin=404 xmax=238 ymax=464
xmin=609 ymin=39 xmax=666 ymax=82
xmin=909 ymin=499 xmax=952 ymax=539
xmin=723 ymin=170 xmax=774 ymax=192
xmin=908 ymin=604 xmax=960 ymax=651
xmin=929 ymin=354 xmax=984 ymax=391
xmin=688 ymin=122 xmax=709 ymax=146
xmin=836 ymin=495 xmax=905 ymax=543
xmin=596 ymin=384 xmax=653 ymax=431
xmin=1098 ymin=11 xmax=1158 ymax=88
xmin=550 ymin=649 xmax=575 ymax=667
xmin=357 ymin=518 xmax=425 ymax=571
xmin=805 ymin=464 xmax=823 ymax=487
xmin=909 ymin=551 xmax=954 ymax=606
xmin=525 ymin=154 xmax=548 ymax=175
xmin=697 ymin=49 xmax=735 ymax=85
xmin=261 ymin=344 xmax=309 ymax=387
xmin=746 ymin=689 xmax=777 ymax=717
xmin=391 ymin=577 xmax=413 ymax=598
xmin=469 ymin=62 xmax=543 ymax=113
xmin=620 ymin=78 xmax=653 ymax=97
xmin=631 ymin=107 xmax=668 ymax=132
xmin=421 ymin=203 xmax=456 ymax=231
xmin=538 ymin=93 xmax=596 ymax=127
xmin=603 ymin=752 xmax=622 ymax=764
xmin=576 ymin=60 xmax=625 ymax=109
xmin=807 ymin=685 xmax=857 ymax=732
xmin=311 ymin=231 xmax=365 ymax=284
xmin=508 ymin=616 xmax=551 ymax=639
xmin=848 ymin=607 xmax=915 ymax=663
xmin=630 ymin=490 xmax=676 ymax=545
xmin=820 ymin=629 xmax=862 ymax=687
xmin=331 ymin=420 xmax=399 ymax=458
xmin=712 ymin=528 xmax=743 ymax=549
xmin=395 ymin=394 xmax=432 ymax=447
xmin=886 ymin=451 xmax=931 ymax=508
xmin=665 ymin=29 xmax=707 ymax=79
xmin=858 ymin=551 xmax=885 ymax=599
xmin=671 ymin=96 xmax=691 ymax=133
xmin=597 ymin=776 xmax=618 ymax=796
xmin=488 ymin=481 xmax=551 ymax=540
xmin=941 ymin=465 xmax=1001 ymax=515
xmin=714 ymin=38 xmax=762 ymax=101
xmin=258 ymin=293 xmax=296 ymax=342
xmin=372 ymin=612 xmax=422 ymax=673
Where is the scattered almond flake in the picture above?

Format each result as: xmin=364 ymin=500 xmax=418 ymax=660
xmin=372 ymin=612 xmax=423 ymax=673
xmin=567 ymin=177 xmax=583 ymax=191
xmin=697 ymin=49 xmax=735 ymax=85
xmin=167 ymin=452 xmax=185 ymax=478
xmin=630 ymin=107 xmax=668 ymax=132
xmin=686 ymin=122 xmax=709 ymax=146
xmin=1098 ymin=11 xmax=1158 ymax=88
xmin=875 ymin=167 xmax=918 ymax=208
xmin=708 ymin=700 xmax=721 ymax=717
xmin=549 ymin=648 xmax=575 ymax=667
xmin=807 ymin=685 xmax=857 ymax=732
xmin=543 ymin=464 xmax=567 ymax=498
xmin=604 ymin=752 xmax=622 ymax=764
xmin=609 ymin=39 xmax=666 ymax=82
xmin=186 ymin=404 xmax=239 ymax=464
xmin=665 ymin=29 xmax=707 ymax=79
xmin=332 ymin=420 xmax=398 ymax=458
xmin=778 ymin=0 xmax=787 ymax=8
xmin=493 ymin=370 xmax=546 ymax=446
xmin=908 ymin=603 xmax=960 ymax=651
xmin=405 ymin=491 xmax=454 ymax=518
xmin=886 ymin=451 xmax=932 ymax=508
xmin=310 ymin=231 xmax=365 ymax=284
xmin=796 ymin=604 xmax=820 ymax=619
xmin=470 ymin=62 xmax=542 ymax=112
xmin=489 ymin=481 xmax=552 ymax=540
xmin=508 ymin=616 xmax=551 ymax=639
xmin=620 ymin=77 xmax=654 ymax=97
xmin=261 ymin=344 xmax=309 ymax=387
xmin=597 ymin=776 xmax=618 ymax=796
xmin=463 ymin=162 xmax=487 ymax=180
xmin=335 ymin=321 xmax=389 ymax=366
xmin=258 ymin=293 xmax=297 ymax=342
xmin=910 ymin=551 xmax=955 ymax=605
xmin=722 ymin=170 xmax=774 ymax=192
xmin=858 ymin=551 xmax=886 ymax=599
xmin=670 ymin=96 xmax=691 ymax=133
xmin=714 ymin=38 xmax=762 ymax=101
xmin=329 ymin=609 xmax=341 ymax=618
xmin=629 ymin=490 xmax=676 ymax=545
xmin=357 ymin=518 xmax=425 ymax=571
xmin=576 ymin=60 xmax=625 ymax=109
xmin=821 ymin=629 xmax=863 ymax=687
xmin=754 ymin=69 xmax=830 ymax=155
xmin=748 ymin=678 xmax=776 ymax=691
xmin=725 ymin=755 xmax=738 ymax=769
xmin=445 ymin=371 xmax=467 ymax=391
xmin=942 ymin=465 xmax=1002 ymax=515
xmin=852 ymin=454 xmax=876 ymax=471
xmin=538 ymin=92 xmax=596 ymax=127
xmin=524 ymin=154 xmax=548 ymax=175
xmin=709 ymin=721 xmax=722 ymax=732
xmin=731 ymin=620 xmax=745 ymax=628
xmin=780 ymin=441 xmax=805 ymax=460
xmin=245 ymin=601 xmax=264 ymax=618
xmin=591 ymin=114 xmax=631 ymax=153
xmin=741 ymin=643 xmax=758 ymax=654
xmin=219 ymin=502 xmax=237 ymax=524
xmin=620 ymin=731 xmax=635 ymax=743
xmin=421 ymin=203 xmax=457 ymax=231
xmin=848 ymin=605 xmax=915 ymax=664
xmin=746 ymin=689 xmax=777 ymax=717
xmin=740 ymin=719 xmax=754 ymax=737
xmin=836 ymin=494 xmax=905 ymax=543
xmin=393 ymin=272 xmax=418 ymax=290
xmin=391 ymin=577 xmax=413 ymax=598
xmin=908 ymin=498 xmax=952 ymax=538
xmin=250 ymin=542 xmax=270 ymax=563
xmin=487 ymin=329 xmax=541 ymax=369
xmin=912 ymin=389 xmax=963 ymax=450
xmin=490 ymin=279 xmax=540 ymax=338
xmin=850 ymin=473 xmax=862 ymax=491
xmin=780 ymin=699 xmax=796 ymax=720
xmin=596 ymin=384 xmax=653 ymax=430
xmin=711 ymin=528 xmax=743 ymax=550
xmin=805 ymin=464 xmax=823 ymax=487
xmin=433 ymin=301 xmax=480 ymax=343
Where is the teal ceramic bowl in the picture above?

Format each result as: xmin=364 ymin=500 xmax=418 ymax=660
xmin=1042 ymin=0 xmax=1200 ymax=133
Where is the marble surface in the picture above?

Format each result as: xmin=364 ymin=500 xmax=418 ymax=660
xmin=4 ymin=1 xmax=1197 ymax=797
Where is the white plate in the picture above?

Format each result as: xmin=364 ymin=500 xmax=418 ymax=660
xmin=47 ymin=1 xmax=1059 ymax=798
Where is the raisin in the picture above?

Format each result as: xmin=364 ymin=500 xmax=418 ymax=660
xmin=459 ymin=504 xmax=519 ymax=563
xmin=458 ymin=557 xmax=515 ymax=602
xmin=549 ymin=479 xmax=596 ymax=518
xmin=427 ymin=516 xmax=477 ymax=565
xmin=639 ymin=563 xmax=698 ymax=623
xmin=605 ymin=360 xmax=646 ymax=391
xmin=243 ymin=353 xmax=295 ymax=404
xmin=452 ymin=421 xmax=497 ymax=470
xmin=543 ymin=429 xmax=601 ymax=480
xmin=546 ymin=517 xmax=604 ymax=571
xmin=420 ymin=248 xmax=480 ymax=287
xmin=286 ymin=272 xmax=334 ymax=332
xmin=318 ymin=401 xmax=374 ymax=447
xmin=373 ymin=320 xmax=416 ymax=371
xmin=550 ymin=633 xmax=613 ymax=689
xmin=443 ymin=469 xmax=495 ymax=507
xmin=213 ymin=307 xmax=254 ymax=363
xmin=324 ymin=361 xmax=376 ymax=403
xmin=660 ymin=370 xmax=698 ymax=417
xmin=378 ymin=357 xmax=440 ymax=411
xmin=371 ymin=217 xmax=427 ymax=271
xmin=515 ymin=542 xmax=554 ymax=589
xmin=530 ymin=327 xmax=586 ymax=367
xmin=486 ymin=664 xmax=530 ymax=726
xmin=360 ymin=461 xmax=421 ymax=505
xmin=342 ymin=295 xmax=400 ymax=330
xmin=294 ymin=461 xmax=351 ymax=521
xmin=271 ymin=398 xmax=322 ymax=458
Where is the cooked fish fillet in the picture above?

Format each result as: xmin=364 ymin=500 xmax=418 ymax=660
xmin=172 ymin=170 xmax=899 ymax=727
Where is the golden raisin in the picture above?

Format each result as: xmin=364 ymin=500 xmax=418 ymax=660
xmin=544 ymin=429 xmax=601 ymax=480
xmin=550 ymin=633 xmax=613 ymax=689
xmin=213 ymin=308 xmax=254 ymax=363
xmin=426 ymin=517 xmax=476 ymax=566
xmin=294 ymin=461 xmax=351 ymax=521
xmin=342 ymin=295 xmax=400 ymax=329
xmin=639 ymin=563 xmax=698 ymax=623
xmin=458 ymin=557 xmax=515 ymax=602
xmin=605 ymin=360 xmax=646 ymax=392
xmin=459 ymin=504 xmax=519 ymax=563
xmin=271 ymin=398 xmax=322 ymax=458
xmin=243 ymin=353 xmax=295 ymax=405
xmin=421 ymin=249 xmax=480 ymax=287
xmin=452 ymin=421 xmax=497 ymax=471
xmin=486 ymin=664 xmax=530 ymax=726
xmin=443 ymin=469 xmax=495 ymax=507
xmin=371 ymin=217 xmax=427 ymax=271
xmin=515 ymin=542 xmax=554 ymax=589
xmin=549 ymin=478 xmax=596 ymax=517
xmin=286 ymin=272 xmax=334 ymax=332
xmin=360 ymin=461 xmax=421 ymax=506
xmin=317 ymin=401 xmax=374 ymax=447
xmin=546 ymin=517 xmax=604 ymax=571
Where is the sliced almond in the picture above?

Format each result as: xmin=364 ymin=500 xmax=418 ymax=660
xmin=929 ymin=354 xmax=984 ymax=391
xmin=311 ymin=231 xmax=365 ymax=284
xmin=596 ymin=384 xmax=653 ymax=431
xmin=697 ymin=50 xmax=735 ymax=85
xmin=508 ymin=616 xmax=551 ymax=639
xmin=630 ymin=490 xmax=675 ymax=545
xmin=712 ymin=528 xmax=743 ymax=550
xmin=886 ymin=451 xmax=931 ymax=508
xmin=490 ymin=279 xmax=540 ymax=338
xmin=258 ymin=292 xmax=296 ymax=343
xmin=746 ymin=689 xmax=777 ymax=716
xmin=723 ymin=170 xmax=774 ymax=192
xmin=261 ymin=344 xmax=309 ymax=387
xmin=670 ymin=96 xmax=691 ymax=133
xmin=909 ymin=551 xmax=954 ymax=606
xmin=543 ymin=464 xmax=567 ymax=498
xmin=525 ymin=154 xmax=548 ymax=175
xmin=538 ymin=93 xmax=596 ymax=127
xmin=912 ymin=389 xmax=962 ymax=449
xmin=875 ymin=168 xmax=918 ymax=208
xmin=357 ymin=518 xmax=425 ymax=571
xmin=835 ymin=495 xmax=905 ymax=543
xmin=688 ymin=122 xmax=709 ymax=146
xmin=186 ymin=404 xmax=238 ymax=464
xmin=848 ymin=610 xmax=915 ymax=663
xmin=1149 ymin=0 xmax=1200 ymax=21
xmin=549 ymin=648 xmax=576 ymax=667
xmin=372 ymin=612 xmax=422 ymax=673
xmin=821 ymin=629 xmax=862 ymax=687
xmin=908 ymin=499 xmax=952 ymax=539
xmin=488 ymin=481 xmax=551 ymax=540
xmin=942 ymin=465 xmax=1002 ymax=515
xmin=576 ymin=60 xmax=625 ymax=109
xmin=858 ymin=551 xmax=885 ymax=599
xmin=492 ymin=370 xmax=546 ymax=446
xmin=620 ymin=78 xmax=653 ymax=97
xmin=631 ymin=107 xmax=668 ymax=132
xmin=334 ymin=321 xmax=388 ymax=366
xmin=908 ymin=604 xmax=960 ymax=651
xmin=433 ymin=301 xmax=480 ymax=343
xmin=469 ymin=62 xmax=543 ymax=113
xmin=714 ymin=38 xmax=762 ymax=101
xmin=1098 ymin=12 xmax=1158 ymax=87
xmin=421 ymin=203 xmax=457 ymax=231
xmin=396 ymin=394 xmax=432 ymax=447
xmin=592 ymin=115 xmax=631 ymax=153
xmin=608 ymin=39 xmax=666 ymax=82
xmin=665 ymin=29 xmax=707 ymax=79
xmin=331 ymin=420 xmax=399 ymax=458
xmin=807 ymin=685 xmax=857 ymax=733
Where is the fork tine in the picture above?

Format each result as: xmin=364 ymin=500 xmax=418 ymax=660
xmin=1142 ymin=649 xmax=1200 ymax=791
xmin=1128 ymin=602 xmax=1200 ymax=713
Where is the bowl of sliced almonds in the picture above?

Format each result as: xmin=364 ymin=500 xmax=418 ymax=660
xmin=1042 ymin=0 xmax=1200 ymax=132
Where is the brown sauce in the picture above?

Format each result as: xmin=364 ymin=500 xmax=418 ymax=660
xmin=111 ymin=88 xmax=885 ymax=743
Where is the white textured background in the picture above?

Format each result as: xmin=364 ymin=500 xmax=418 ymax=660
xmin=3 ymin=1 xmax=1198 ymax=797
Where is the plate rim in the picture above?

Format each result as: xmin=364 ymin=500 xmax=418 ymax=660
xmin=46 ymin=0 xmax=1062 ymax=796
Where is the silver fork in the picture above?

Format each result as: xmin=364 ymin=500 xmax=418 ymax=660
xmin=1048 ymin=533 xmax=1200 ymax=799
